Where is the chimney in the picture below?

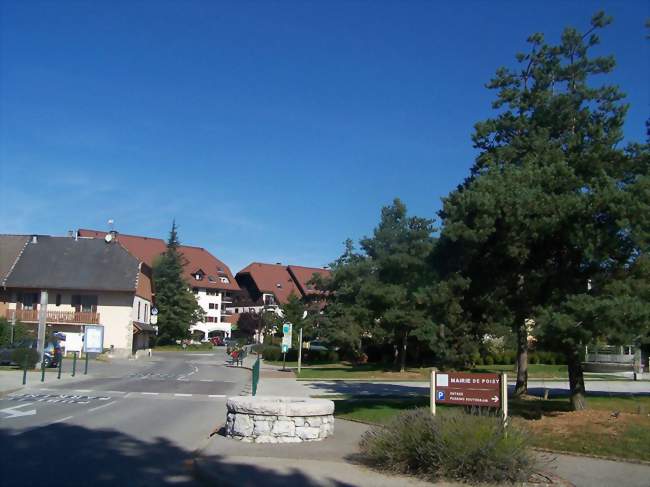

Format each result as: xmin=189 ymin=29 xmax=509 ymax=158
xmin=74 ymin=231 xmax=79 ymax=241
xmin=109 ymin=230 xmax=118 ymax=241
xmin=31 ymin=235 xmax=38 ymax=244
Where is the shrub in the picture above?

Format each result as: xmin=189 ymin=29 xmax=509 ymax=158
xmin=484 ymin=355 xmax=494 ymax=365
xmin=360 ymin=409 xmax=535 ymax=484
xmin=11 ymin=348 xmax=40 ymax=369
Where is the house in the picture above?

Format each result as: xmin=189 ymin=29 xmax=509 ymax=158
xmin=228 ymin=262 xmax=330 ymax=315
xmin=1 ymin=234 xmax=154 ymax=357
xmin=77 ymin=229 xmax=240 ymax=341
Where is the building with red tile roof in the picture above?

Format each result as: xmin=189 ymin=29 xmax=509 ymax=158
xmin=78 ymin=229 xmax=240 ymax=340
xmin=229 ymin=262 xmax=330 ymax=315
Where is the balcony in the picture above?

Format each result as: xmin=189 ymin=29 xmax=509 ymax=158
xmin=6 ymin=309 xmax=101 ymax=325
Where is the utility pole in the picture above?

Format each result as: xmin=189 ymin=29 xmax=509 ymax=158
xmin=37 ymin=290 xmax=48 ymax=369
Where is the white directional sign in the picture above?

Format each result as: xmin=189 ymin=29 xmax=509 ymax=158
xmin=281 ymin=323 xmax=292 ymax=351
xmin=0 ymin=402 xmax=36 ymax=419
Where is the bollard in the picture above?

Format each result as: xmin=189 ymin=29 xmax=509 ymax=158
xmin=84 ymin=352 xmax=89 ymax=375
xmin=58 ymin=355 xmax=63 ymax=379
xmin=72 ymin=351 xmax=77 ymax=377
xmin=41 ymin=355 xmax=46 ymax=382
xmin=22 ymin=356 xmax=28 ymax=385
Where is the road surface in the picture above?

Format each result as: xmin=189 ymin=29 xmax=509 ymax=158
xmin=0 ymin=349 xmax=249 ymax=486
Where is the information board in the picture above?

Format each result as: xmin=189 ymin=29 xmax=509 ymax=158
xmin=435 ymin=372 xmax=501 ymax=408
xmin=84 ymin=325 xmax=104 ymax=353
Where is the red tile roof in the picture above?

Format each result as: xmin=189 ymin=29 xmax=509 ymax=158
xmin=236 ymin=262 xmax=330 ymax=305
xmin=77 ymin=229 xmax=240 ymax=292
xmin=237 ymin=263 xmax=301 ymax=304
xmin=287 ymin=265 xmax=331 ymax=296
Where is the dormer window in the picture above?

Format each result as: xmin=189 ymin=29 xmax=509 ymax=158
xmin=220 ymin=277 xmax=230 ymax=284
xmin=276 ymin=283 xmax=282 ymax=288
xmin=194 ymin=270 xmax=204 ymax=281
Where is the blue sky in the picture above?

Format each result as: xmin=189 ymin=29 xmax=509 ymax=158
xmin=1 ymin=1 xmax=647 ymax=273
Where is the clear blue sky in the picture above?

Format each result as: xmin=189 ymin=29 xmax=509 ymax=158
xmin=1 ymin=1 xmax=647 ymax=273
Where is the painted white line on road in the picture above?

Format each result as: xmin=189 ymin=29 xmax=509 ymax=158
xmin=52 ymin=416 xmax=73 ymax=423
xmin=104 ymin=391 xmax=126 ymax=394
xmin=141 ymin=392 xmax=159 ymax=395
xmin=200 ymin=379 xmax=213 ymax=382
xmin=174 ymin=393 xmax=192 ymax=397
xmin=88 ymin=401 xmax=116 ymax=412
xmin=0 ymin=402 xmax=36 ymax=419
xmin=74 ymin=389 xmax=93 ymax=392
xmin=208 ymin=395 xmax=225 ymax=398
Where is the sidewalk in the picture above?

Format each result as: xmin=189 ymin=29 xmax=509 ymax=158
xmin=194 ymin=418 xmax=453 ymax=487
xmin=0 ymin=368 xmax=95 ymax=396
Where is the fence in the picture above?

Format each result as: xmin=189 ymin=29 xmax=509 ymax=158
xmin=252 ymin=357 xmax=260 ymax=396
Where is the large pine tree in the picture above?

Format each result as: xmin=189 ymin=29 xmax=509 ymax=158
xmin=438 ymin=12 xmax=649 ymax=409
xmin=153 ymin=221 xmax=204 ymax=344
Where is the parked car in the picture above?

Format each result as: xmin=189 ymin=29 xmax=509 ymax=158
xmin=0 ymin=338 xmax=62 ymax=367
xmin=308 ymin=341 xmax=338 ymax=352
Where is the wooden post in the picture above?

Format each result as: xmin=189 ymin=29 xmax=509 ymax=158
xmin=501 ymin=372 xmax=508 ymax=426
xmin=430 ymin=369 xmax=437 ymax=416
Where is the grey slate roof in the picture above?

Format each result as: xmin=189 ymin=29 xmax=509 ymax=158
xmin=4 ymin=236 xmax=140 ymax=292
xmin=0 ymin=235 xmax=29 ymax=285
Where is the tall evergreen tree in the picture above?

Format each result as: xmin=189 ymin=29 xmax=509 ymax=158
xmin=153 ymin=221 xmax=204 ymax=344
xmin=438 ymin=12 xmax=649 ymax=409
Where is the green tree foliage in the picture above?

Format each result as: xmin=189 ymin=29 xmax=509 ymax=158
xmin=320 ymin=200 xmax=435 ymax=371
xmin=152 ymin=221 xmax=204 ymax=344
xmin=437 ymin=11 xmax=649 ymax=409
xmin=0 ymin=318 xmax=28 ymax=346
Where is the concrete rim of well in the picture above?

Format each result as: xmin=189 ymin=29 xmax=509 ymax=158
xmin=226 ymin=396 xmax=335 ymax=416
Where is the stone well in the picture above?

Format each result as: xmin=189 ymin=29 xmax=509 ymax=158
xmin=225 ymin=396 xmax=335 ymax=443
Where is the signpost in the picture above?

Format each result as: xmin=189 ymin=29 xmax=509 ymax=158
xmin=431 ymin=371 xmax=508 ymax=424
xmin=281 ymin=323 xmax=292 ymax=371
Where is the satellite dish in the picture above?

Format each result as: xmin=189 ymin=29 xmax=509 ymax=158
xmin=104 ymin=234 xmax=113 ymax=243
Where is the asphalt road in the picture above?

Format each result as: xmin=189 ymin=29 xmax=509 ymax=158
xmin=0 ymin=349 xmax=250 ymax=486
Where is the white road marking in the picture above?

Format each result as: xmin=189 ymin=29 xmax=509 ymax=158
xmin=52 ymin=416 xmax=73 ymax=423
xmin=88 ymin=401 xmax=116 ymax=412
xmin=74 ymin=389 xmax=92 ymax=392
xmin=174 ymin=393 xmax=192 ymax=397
xmin=200 ymin=379 xmax=212 ymax=382
xmin=104 ymin=390 xmax=126 ymax=394
xmin=0 ymin=402 xmax=37 ymax=419
xmin=208 ymin=395 xmax=225 ymax=398
xmin=141 ymin=392 xmax=159 ymax=395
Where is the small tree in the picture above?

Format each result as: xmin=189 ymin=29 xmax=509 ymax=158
xmin=153 ymin=221 xmax=204 ymax=344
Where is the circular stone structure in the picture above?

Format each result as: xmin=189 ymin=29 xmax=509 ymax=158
xmin=225 ymin=396 xmax=335 ymax=443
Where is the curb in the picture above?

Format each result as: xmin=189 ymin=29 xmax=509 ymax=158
xmin=532 ymin=446 xmax=650 ymax=466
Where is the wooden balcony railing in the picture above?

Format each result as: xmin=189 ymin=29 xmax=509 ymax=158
xmin=5 ymin=309 xmax=101 ymax=324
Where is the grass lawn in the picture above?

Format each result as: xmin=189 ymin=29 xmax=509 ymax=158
xmin=333 ymin=394 xmax=650 ymax=461
xmin=293 ymin=362 xmax=624 ymax=381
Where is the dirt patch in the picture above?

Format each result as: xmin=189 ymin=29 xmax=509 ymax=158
xmin=525 ymin=409 xmax=627 ymax=436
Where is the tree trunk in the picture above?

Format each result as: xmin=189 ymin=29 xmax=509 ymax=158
xmin=514 ymin=321 xmax=528 ymax=397
xmin=567 ymin=351 xmax=587 ymax=410
xmin=400 ymin=329 xmax=408 ymax=373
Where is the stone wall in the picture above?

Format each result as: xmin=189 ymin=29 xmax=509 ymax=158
xmin=225 ymin=396 xmax=335 ymax=443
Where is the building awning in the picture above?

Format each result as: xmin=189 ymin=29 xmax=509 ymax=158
xmin=133 ymin=321 xmax=156 ymax=333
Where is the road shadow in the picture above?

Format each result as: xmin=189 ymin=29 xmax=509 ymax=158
xmin=306 ymin=381 xmax=429 ymax=397
xmin=0 ymin=423 xmax=357 ymax=487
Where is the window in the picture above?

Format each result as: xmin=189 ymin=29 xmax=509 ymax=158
xmin=145 ymin=304 xmax=148 ymax=321
xmin=209 ymin=303 xmax=216 ymax=310
xmin=20 ymin=292 xmax=39 ymax=310
xmin=138 ymin=301 xmax=141 ymax=320
xmin=55 ymin=294 xmax=61 ymax=307
xmin=71 ymin=295 xmax=98 ymax=312
xmin=206 ymin=316 xmax=215 ymax=323
xmin=220 ymin=277 xmax=229 ymax=284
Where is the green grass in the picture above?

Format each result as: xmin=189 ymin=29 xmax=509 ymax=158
xmin=333 ymin=394 xmax=650 ymax=461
